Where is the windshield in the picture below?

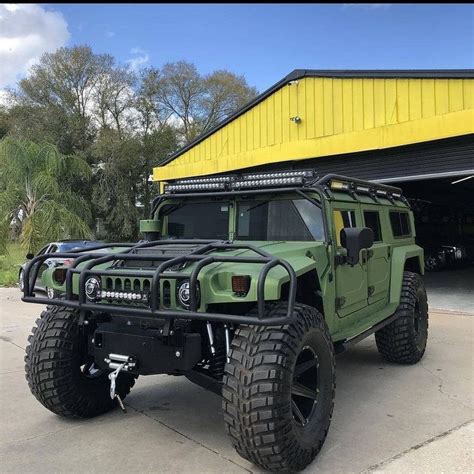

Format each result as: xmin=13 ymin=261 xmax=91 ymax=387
xmin=236 ymin=199 xmax=324 ymax=241
xmin=161 ymin=198 xmax=324 ymax=241
xmin=164 ymin=202 xmax=230 ymax=239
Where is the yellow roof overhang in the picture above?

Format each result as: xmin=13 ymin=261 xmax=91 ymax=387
xmin=153 ymin=71 xmax=474 ymax=182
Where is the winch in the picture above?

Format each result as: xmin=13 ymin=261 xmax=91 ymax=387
xmin=105 ymin=353 xmax=137 ymax=412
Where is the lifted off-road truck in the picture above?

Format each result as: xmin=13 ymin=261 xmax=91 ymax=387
xmin=22 ymin=171 xmax=428 ymax=472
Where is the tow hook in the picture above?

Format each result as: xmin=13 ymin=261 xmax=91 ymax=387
xmin=104 ymin=353 xmax=137 ymax=413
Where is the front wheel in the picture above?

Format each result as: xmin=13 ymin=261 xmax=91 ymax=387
xmin=222 ymin=303 xmax=335 ymax=472
xmin=25 ymin=306 xmax=136 ymax=418
xmin=375 ymin=271 xmax=429 ymax=364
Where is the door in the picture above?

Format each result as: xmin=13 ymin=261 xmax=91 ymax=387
xmin=333 ymin=205 xmax=368 ymax=318
xmin=363 ymin=209 xmax=391 ymax=305
xmin=36 ymin=244 xmax=52 ymax=288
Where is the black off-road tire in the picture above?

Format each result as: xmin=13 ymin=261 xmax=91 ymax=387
xmin=375 ymin=271 xmax=429 ymax=364
xmin=222 ymin=303 xmax=335 ymax=472
xmin=25 ymin=306 xmax=136 ymax=418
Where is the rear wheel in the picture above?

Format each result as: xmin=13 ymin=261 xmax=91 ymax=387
xmin=25 ymin=306 xmax=136 ymax=418
xmin=375 ymin=271 xmax=428 ymax=364
xmin=222 ymin=303 xmax=335 ymax=472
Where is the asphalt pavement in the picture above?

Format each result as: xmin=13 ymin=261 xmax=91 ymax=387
xmin=0 ymin=287 xmax=472 ymax=473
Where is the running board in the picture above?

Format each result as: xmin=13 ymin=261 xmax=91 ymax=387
xmin=334 ymin=312 xmax=398 ymax=354
xmin=185 ymin=369 xmax=222 ymax=396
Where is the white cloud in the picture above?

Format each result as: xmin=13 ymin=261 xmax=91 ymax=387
xmin=105 ymin=30 xmax=115 ymax=38
xmin=0 ymin=4 xmax=70 ymax=88
xmin=126 ymin=47 xmax=150 ymax=72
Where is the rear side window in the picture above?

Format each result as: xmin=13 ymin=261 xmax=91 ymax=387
xmin=390 ymin=211 xmax=411 ymax=237
xmin=364 ymin=211 xmax=382 ymax=242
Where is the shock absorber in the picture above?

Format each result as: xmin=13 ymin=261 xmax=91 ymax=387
xmin=224 ymin=324 xmax=231 ymax=363
xmin=206 ymin=322 xmax=216 ymax=355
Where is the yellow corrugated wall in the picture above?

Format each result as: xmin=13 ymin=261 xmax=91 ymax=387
xmin=153 ymin=77 xmax=474 ymax=181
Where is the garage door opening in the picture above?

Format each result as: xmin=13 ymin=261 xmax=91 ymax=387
xmin=392 ymin=175 xmax=474 ymax=313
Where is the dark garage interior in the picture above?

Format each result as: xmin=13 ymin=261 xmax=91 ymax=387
xmin=394 ymin=175 xmax=474 ymax=312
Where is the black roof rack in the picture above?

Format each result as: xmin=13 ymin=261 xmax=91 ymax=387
xmin=160 ymin=170 xmax=405 ymax=203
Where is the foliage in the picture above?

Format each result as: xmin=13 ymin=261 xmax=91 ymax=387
xmin=0 ymin=243 xmax=24 ymax=287
xmin=2 ymin=46 xmax=258 ymax=241
xmin=0 ymin=138 xmax=92 ymax=254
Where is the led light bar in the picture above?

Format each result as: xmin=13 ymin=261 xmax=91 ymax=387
xmin=100 ymin=290 xmax=149 ymax=302
xmin=164 ymin=170 xmax=317 ymax=194
xmin=164 ymin=182 xmax=227 ymax=193
xmin=175 ymin=176 xmax=234 ymax=184
xmin=231 ymin=176 xmax=305 ymax=189
xmin=241 ymin=170 xmax=315 ymax=180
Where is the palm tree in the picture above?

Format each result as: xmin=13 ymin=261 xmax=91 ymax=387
xmin=0 ymin=138 xmax=92 ymax=254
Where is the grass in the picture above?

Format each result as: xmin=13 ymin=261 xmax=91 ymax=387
xmin=0 ymin=243 xmax=25 ymax=287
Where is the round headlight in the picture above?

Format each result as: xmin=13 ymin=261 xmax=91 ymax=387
xmin=178 ymin=281 xmax=191 ymax=308
xmin=85 ymin=277 xmax=101 ymax=301
xmin=177 ymin=280 xmax=199 ymax=309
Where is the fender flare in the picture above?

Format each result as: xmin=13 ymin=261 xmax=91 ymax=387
xmin=389 ymin=244 xmax=424 ymax=305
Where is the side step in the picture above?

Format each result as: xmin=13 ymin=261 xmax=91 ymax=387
xmin=185 ymin=369 xmax=222 ymax=396
xmin=334 ymin=312 xmax=398 ymax=354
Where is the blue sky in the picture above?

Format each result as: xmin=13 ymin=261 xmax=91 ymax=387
xmin=1 ymin=4 xmax=473 ymax=92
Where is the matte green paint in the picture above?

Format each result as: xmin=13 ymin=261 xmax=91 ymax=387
xmin=42 ymin=189 xmax=423 ymax=344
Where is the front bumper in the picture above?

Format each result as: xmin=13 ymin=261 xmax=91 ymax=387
xmin=22 ymin=239 xmax=297 ymax=326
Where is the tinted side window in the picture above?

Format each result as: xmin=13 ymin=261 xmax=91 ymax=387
xmin=390 ymin=211 xmax=411 ymax=237
xmin=364 ymin=211 xmax=382 ymax=242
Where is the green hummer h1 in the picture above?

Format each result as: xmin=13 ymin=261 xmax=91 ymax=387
xmin=22 ymin=171 xmax=428 ymax=472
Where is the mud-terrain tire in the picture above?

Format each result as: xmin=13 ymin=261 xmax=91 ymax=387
xmin=25 ymin=306 xmax=136 ymax=418
xmin=222 ymin=302 xmax=335 ymax=472
xmin=375 ymin=271 xmax=428 ymax=364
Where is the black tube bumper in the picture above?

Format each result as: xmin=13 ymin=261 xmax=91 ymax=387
xmin=21 ymin=240 xmax=297 ymax=326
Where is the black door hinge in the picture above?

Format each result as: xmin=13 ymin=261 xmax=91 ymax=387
xmin=368 ymin=285 xmax=375 ymax=296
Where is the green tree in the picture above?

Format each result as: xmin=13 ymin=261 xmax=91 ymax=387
xmin=0 ymin=138 xmax=92 ymax=254
xmin=156 ymin=61 xmax=258 ymax=143
xmin=91 ymin=130 xmax=142 ymax=241
xmin=9 ymin=46 xmax=114 ymax=156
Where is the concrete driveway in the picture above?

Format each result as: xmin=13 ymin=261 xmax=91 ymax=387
xmin=0 ymin=287 xmax=472 ymax=473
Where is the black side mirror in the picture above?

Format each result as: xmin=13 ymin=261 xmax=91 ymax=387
xmin=340 ymin=227 xmax=374 ymax=266
xmin=26 ymin=253 xmax=34 ymax=260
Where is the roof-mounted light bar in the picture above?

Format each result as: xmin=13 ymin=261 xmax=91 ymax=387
xmin=241 ymin=170 xmax=315 ymax=180
xmin=163 ymin=170 xmax=317 ymax=194
xmin=231 ymin=176 xmax=305 ymax=189
xmin=165 ymin=182 xmax=227 ymax=193
xmin=329 ymin=179 xmax=404 ymax=201
xmin=175 ymin=176 xmax=234 ymax=184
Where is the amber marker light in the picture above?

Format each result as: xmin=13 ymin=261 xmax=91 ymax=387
xmin=232 ymin=275 xmax=251 ymax=295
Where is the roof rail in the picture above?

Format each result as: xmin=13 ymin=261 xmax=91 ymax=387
xmin=316 ymin=174 xmax=406 ymax=203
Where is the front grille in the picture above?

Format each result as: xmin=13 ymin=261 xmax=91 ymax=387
xmin=97 ymin=277 xmax=154 ymax=305
xmin=90 ymin=277 xmax=175 ymax=308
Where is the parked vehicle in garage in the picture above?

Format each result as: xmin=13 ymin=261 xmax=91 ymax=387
xmin=422 ymin=242 xmax=468 ymax=271
xmin=21 ymin=171 xmax=428 ymax=472
xmin=18 ymin=240 xmax=103 ymax=298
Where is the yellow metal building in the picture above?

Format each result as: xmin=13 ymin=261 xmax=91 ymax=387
xmin=153 ymin=70 xmax=473 ymax=184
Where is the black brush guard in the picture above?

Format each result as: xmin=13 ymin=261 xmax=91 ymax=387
xmin=22 ymin=240 xmax=297 ymax=325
